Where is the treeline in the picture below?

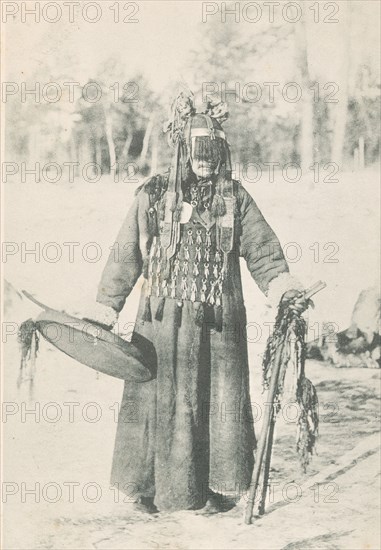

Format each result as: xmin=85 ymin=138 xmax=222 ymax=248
xmin=4 ymin=1 xmax=380 ymax=180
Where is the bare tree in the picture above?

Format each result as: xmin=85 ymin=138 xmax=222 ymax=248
xmin=331 ymin=0 xmax=350 ymax=167
xmin=294 ymin=4 xmax=314 ymax=173
xmin=139 ymin=113 xmax=155 ymax=167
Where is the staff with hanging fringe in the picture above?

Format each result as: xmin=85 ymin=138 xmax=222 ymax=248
xmin=244 ymin=281 xmax=326 ymax=525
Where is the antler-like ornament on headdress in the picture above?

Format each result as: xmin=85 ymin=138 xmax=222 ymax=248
xmin=163 ymin=89 xmax=196 ymax=147
xmin=163 ymin=87 xmax=229 ymax=145
xmin=204 ymin=92 xmax=229 ymax=125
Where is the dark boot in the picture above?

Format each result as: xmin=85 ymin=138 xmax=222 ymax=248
xmin=133 ymin=496 xmax=159 ymax=514
xmin=196 ymin=491 xmax=236 ymax=515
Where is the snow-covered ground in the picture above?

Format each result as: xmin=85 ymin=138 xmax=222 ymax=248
xmin=2 ymin=167 xmax=380 ymax=549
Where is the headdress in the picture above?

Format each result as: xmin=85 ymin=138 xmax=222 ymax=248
xmin=161 ymin=88 xmax=235 ymax=274
xmin=163 ymin=89 xmax=230 ymax=170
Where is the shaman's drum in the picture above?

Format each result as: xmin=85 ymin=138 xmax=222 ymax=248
xmin=23 ymin=292 xmax=156 ymax=382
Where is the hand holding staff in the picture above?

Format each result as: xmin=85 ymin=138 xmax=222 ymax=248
xmin=244 ymin=281 xmax=326 ymax=525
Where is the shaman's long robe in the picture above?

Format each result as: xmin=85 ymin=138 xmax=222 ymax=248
xmin=97 ymin=176 xmax=289 ymax=511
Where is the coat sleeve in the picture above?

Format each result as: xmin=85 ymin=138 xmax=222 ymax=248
xmin=96 ymin=191 xmax=148 ymax=312
xmin=238 ymin=185 xmax=290 ymax=295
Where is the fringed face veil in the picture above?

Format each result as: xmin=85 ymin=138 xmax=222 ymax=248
xmin=184 ymin=113 xmax=232 ymax=181
xmin=187 ymin=115 xmax=226 ymax=172
xmin=163 ymin=90 xmax=231 ymax=185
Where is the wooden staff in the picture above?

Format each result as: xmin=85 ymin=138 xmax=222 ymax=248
xmin=244 ymin=280 xmax=326 ymax=525
xmin=258 ymin=409 xmax=276 ymax=516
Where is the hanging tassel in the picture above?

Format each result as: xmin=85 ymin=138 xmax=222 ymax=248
xmin=17 ymin=319 xmax=39 ymax=389
xmin=296 ymin=376 xmax=319 ymax=472
xmin=262 ymin=295 xmax=319 ymax=472
xmin=195 ymin=303 xmax=205 ymax=327
xmin=214 ymin=305 xmax=223 ymax=332
xmin=142 ymin=257 xmax=150 ymax=279
xmin=142 ymin=296 xmax=152 ymax=322
xmin=170 ymin=277 xmax=177 ymax=298
xmin=222 ymin=253 xmax=229 ymax=276
xmin=174 ymin=301 xmax=183 ymax=328
xmin=161 ymin=258 xmax=171 ymax=281
xmin=157 ymin=198 xmax=166 ymax=221
xmin=190 ymin=280 xmax=197 ymax=302
xmin=173 ymin=200 xmax=183 ymax=222
xmin=210 ymin=193 xmax=226 ymax=217
xmin=147 ymin=206 xmax=158 ymax=236
xmin=162 ymin=280 xmax=168 ymax=297
xmin=18 ymin=319 xmax=39 ymax=367
xmin=155 ymin=297 xmax=165 ymax=321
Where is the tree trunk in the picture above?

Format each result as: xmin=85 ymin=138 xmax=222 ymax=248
xmin=295 ymin=7 xmax=314 ymax=175
xmin=121 ymin=133 xmax=134 ymax=164
xmin=95 ymin=135 xmax=102 ymax=173
xmin=139 ymin=114 xmax=155 ymax=167
xmin=331 ymin=0 xmax=350 ymax=168
xmin=150 ymin=129 xmax=159 ymax=175
xmin=331 ymin=86 xmax=348 ymax=168
xmin=104 ymin=113 xmax=116 ymax=173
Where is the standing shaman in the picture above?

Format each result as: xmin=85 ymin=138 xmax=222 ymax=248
xmin=94 ymin=93 xmax=306 ymax=513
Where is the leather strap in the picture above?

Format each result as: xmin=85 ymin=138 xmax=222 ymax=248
xmin=217 ymin=179 xmax=236 ymax=273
